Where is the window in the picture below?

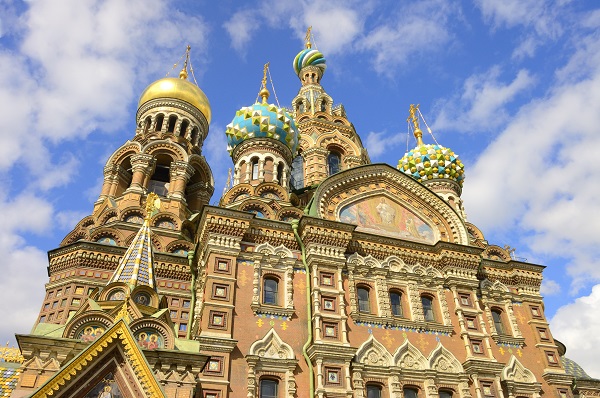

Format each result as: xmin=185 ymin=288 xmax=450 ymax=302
xmin=323 ymin=297 xmax=336 ymax=311
xmin=39 ymin=315 xmax=46 ymax=323
xmin=538 ymin=327 xmax=549 ymax=340
xmin=260 ymin=379 xmax=278 ymax=398
xmin=205 ymin=356 xmax=224 ymax=376
xmin=367 ymin=384 xmax=382 ymax=398
xmin=252 ymin=159 xmax=259 ymax=180
xmin=530 ymin=305 xmax=542 ymax=318
xmin=459 ymin=293 xmax=472 ymax=307
xmin=290 ymin=155 xmax=304 ymax=190
xmin=171 ymin=298 xmax=180 ymax=306
xmin=472 ymin=339 xmax=484 ymax=354
xmin=320 ymin=272 xmax=334 ymax=286
xmin=327 ymin=151 xmax=341 ymax=175
xmin=546 ymin=351 xmax=558 ymax=365
xmin=421 ymin=295 xmax=435 ymax=321
xmin=72 ymin=298 xmax=81 ymax=306
xmin=465 ymin=316 xmax=478 ymax=330
xmin=75 ymin=286 xmax=84 ymax=295
xmin=170 ymin=310 xmax=177 ymax=319
xmin=212 ymin=284 xmax=229 ymax=299
xmin=325 ymin=368 xmax=341 ymax=386
xmin=439 ymin=391 xmax=453 ymax=398
xmin=155 ymin=114 xmax=164 ymax=131
xmin=481 ymin=382 xmax=495 ymax=397
xmin=403 ymin=387 xmax=419 ymax=398
xmin=357 ymin=286 xmax=370 ymax=313
xmin=390 ymin=291 xmax=403 ymax=317
xmin=209 ymin=311 xmax=227 ymax=329
xmin=491 ymin=309 xmax=505 ymax=335
xmin=263 ymin=277 xmax=279 ymax=305
xmin=182 ymin=300 xmax=190 ymax=308
xmin=179 ymin=323 xmax=187 ymax=332
xmin=181 ymin=312 xmax=189 ymax=319
xmin=323 ymin=322 xmax=338 ymax=338
xmin=215 ymin=258 xmax=231 ymax=274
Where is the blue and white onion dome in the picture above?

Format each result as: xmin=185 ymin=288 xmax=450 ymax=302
xmin=225 ymin=89 xmax=299 ymax=155
xmin=293 ymin=47 xmax=326 ymax=77
xmin=398 ymin=144 xmax=465 ymax=187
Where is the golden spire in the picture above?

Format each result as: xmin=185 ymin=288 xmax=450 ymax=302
xmin=259 ymin=62 xmax=270 ymax=103
xmin=408 ymin=104 xmax=424 ymax=146
xmin=179 ymin=45 xmax=191 ymax=80
xmin=305 ymin=26 xmax=312 ymax=49
xmin=145 ymin=192 xmax=161 ymax=221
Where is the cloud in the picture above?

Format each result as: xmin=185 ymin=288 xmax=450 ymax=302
xmin=540 ymin=279 xmax=561 ymax=296
xmin=474 ymin=0 xmax=563 ymax=38
xmin=461 ymin=28 xmax=600 ymax=291
xmin=223 ymin=0 xmax=367 ymax=57
xmin=434 ymin=66 xmax=535 ymax=133
xmin=551 ymin=285 xmax=600 ymax=378
xmin=0 ymin=0 xmax=210 ymax=345
xmin=364 ymin=130 xmax=406 ymax=159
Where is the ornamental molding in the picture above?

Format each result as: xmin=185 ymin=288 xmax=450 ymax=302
xmin=501 ymin=356 xmax=542 ymax=397
xmin=249 ymin=328 xmax=295 ymax=360
xmin=136 ymin=98 xmax=209 ymax=131
xmin=355 ymin=335 xmax=393 ymax=367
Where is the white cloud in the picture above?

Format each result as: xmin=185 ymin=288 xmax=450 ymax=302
xmin=540 ymin=279 xmax=561 ymax=296
xmin=434 ymin=66 xmax=535 ymax=133
xmin=365 ymin=130 xmax=405 ymax=159
xmin=511 ymin=36 xmax=539 ymax=60
xmin=461 ymin=29 xmax=600 ymax=291
xmin=551 ymin=285 xmax=600 ymax=378
xmin=474 ymin=0 xmax=563 ymax=38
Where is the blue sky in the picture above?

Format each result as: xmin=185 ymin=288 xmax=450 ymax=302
xmin=1 ymin=0 xmax=599 ymax=376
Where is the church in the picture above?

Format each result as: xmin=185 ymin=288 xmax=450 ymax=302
xmin=1 ymin=32 xmax=598 ymax=398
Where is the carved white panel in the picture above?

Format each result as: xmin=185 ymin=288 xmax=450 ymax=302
xmin=355 ymin=335 xmax=393 ymax=367
xmin=393 ymin=339 xmax=428 ymax=370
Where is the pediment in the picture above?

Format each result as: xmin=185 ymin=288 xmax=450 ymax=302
xmin=310 ymin=164 xmax=469 ymax=244
xmin=355 ymin=335 xmax=393 ymax=367
xmin=31 ymin=319 xmax=165 ymax=398
xmin=249 ymin=328 xmax=295 ymax=360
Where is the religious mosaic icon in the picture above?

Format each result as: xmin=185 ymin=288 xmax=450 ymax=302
xmin=135 ymin=329 xmax=162 ymax=350
xmin=79 ymin=325 xmax=105 ymax=342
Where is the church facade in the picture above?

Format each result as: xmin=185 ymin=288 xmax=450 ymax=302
xmin=2 ymin=37 xmax=599 ymax=398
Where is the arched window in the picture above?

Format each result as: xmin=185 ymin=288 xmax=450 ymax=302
xmin=148 ymin=161 xmax=171 ymax=197
xmin=491 ymin=308 xmax=505 ymax=335
xmin=421 ymin=295 xmax=435 ymax=322
xmin=390 ymin=290 xmax=403 ymax=317
xmin=297 ymin=101 xmax=305 ymax=113
xmin=143 ymin=116 xmax=151 ymax=134
xmin=439 ymin=390 xmax=453 ymax=398
xmin=328 ymin=151 xmax=341 ymax=175
xmin=190 ymin=127 xmax=198 ymax=144
xmin=290 ymin=154 xmax=304 ymax=189
xmin=251 ymin=158 xmax=259 ymax=180
xmin=260 ymin=379 xmax=278 ymax=398
xmin=366 ymin=384 xmax=382 ymax=398
xmin=320 ymin=101 xmax=326 ymax=112
xmin=180 ymin=119 xmax=189 ymax=138
xmin=403 ymin=387 xmax=419 ymax=398
xmin=154 ymin=114 xmax=164 ymax=132
xmin=276 ymin=162 xmax=284 ymax=183
xmin=167 ymin=115 xmax=177 ymax=133
xmin=263 ymin=277 xmax=279 ymax=305
xmin=357 ymin=286 xmax=370 ymax=313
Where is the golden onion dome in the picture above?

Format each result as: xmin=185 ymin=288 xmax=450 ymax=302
xmin=138 ymin=76 xmax=211 ymax=124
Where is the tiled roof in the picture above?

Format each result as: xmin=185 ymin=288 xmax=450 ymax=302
xmin=562 ymin=356 xmax=592 ymax=379
xmin=0 ymin=365 xmax=21 ymax=397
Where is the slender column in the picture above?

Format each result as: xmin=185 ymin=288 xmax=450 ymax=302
xmin=168 ymin=161 xmax=195 ymax=202
xmin=126 ymin=154 xmax=155 ymax=194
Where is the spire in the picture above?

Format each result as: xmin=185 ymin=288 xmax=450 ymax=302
xmin=408 ymin=104 xmax=424 ymax=146
xmin=305 ymin=26 xmax=312 ymax=49
xmin=108 ymin=193 xmax=160 ymax=291
xmin=259 ymin=62 xmax=270 ymax=104
xmin=179 ymin=45 xmax=191 ymax=80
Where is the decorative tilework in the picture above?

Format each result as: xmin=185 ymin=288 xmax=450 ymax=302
xmin=109 ymin=219 xmax=155 ymax=289
xmin=398 ymin=144 xmax=465 ymax=186
xmin=0 ymin=366 xmax=21 ymax=397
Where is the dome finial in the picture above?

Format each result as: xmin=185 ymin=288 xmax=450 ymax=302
xmin=259 ymin=62 xmax=270 ymax=103
xmin=305 ymin=26 xmax=312 ymax=49
xmin=408 ymin=104 xmax=424 ymax=146
xmin=179 ymin=45 xmax=191 ymax=80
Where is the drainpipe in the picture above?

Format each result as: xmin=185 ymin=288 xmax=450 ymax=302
xmin=186 ymin=245 xmax=198 ymax=340
xmin=291 ymin=220 xmax=315 ymax=398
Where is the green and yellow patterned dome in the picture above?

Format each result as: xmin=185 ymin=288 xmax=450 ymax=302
xmin=398 ymin=144 xmax=465 ymax=186
xmin=397 ymin=104 xmax=465 ymax=187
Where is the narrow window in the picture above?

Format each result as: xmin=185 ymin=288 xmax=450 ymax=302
xmin=167 ymin=115 xmax=177 ymax=132
xmin=328 ymin=151 xmax=341 ymax=175
xmin=190 ymin=127 xmax=198 ymax=144
xmin=263 ymin=278 xmax=278 ymax=305
xmin=403 ymin=387 xmax=419 ymax=398
xmin=276 ymin=163 xmax=284 ymax=183
xmin=366 ymin=384 xmax=382 ymax=398
xmin=180 ymin=120 xmax=189 ymax=138
xmin=290 ymin=154 xmax=304 ymax=189
xmin=154 ymin=114 xmax=164 ymax=132
xmin=390 ymin=291 xmax=403 ymax=317
xmin=491 ymin=309 xmax=505 ymax=335
xmin=422 ymin=295 xmax=435 ymax=321
xmin=357 ymin=286 xmax=370 ymax=313
xmin=320 ymin=101 xmax=326 ymax=112
xmin=439 ymin=391 xmax=453 ymax=398
xmin=252 ymin=159 xmax=259 ymax=180
xmin=143 ymin=116 xmax=151 ymax=133
xmin=260 ymin=379 xmax=278 ymax=398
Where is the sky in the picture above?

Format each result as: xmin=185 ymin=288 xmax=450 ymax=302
xmin=0 ymin=0 xmax=599 ymax=377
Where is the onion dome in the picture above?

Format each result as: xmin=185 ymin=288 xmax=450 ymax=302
xmin=293 ymin=26 xmax=326 ymax=77
xmin=398 ymin=104 xmax=465 ymax=186
xmin=138 ymin=49 xmax=211 ymax=123
xmin=398 ymin=144 xmax=465 ymax=186
xmin=293 ymin=48 xmax=326 ymax=77
xmin=225 ymin=80 xmax=299 ymax=155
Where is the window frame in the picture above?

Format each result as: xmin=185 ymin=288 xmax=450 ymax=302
xmin=491 ymin=308 xmax=506 ymax=335
xmin=259 ymin=378 xmax=279 ymax=398
xmin=327 ymin=151 xmax=341 ymax=175
xmin=357 ymin=286 xmax=371 ymax=314
xmin=263 ymin=276 xmax=280 ymax=306
xmin=421 ymin=294 xmax=436 ymax=322
xmin=389 ymin=290 xmax=403 ymax=317
xmin=403 ymin=386 xmax=419 ymax=398
xmin=366 ymin=383 xmax=383 ymax=398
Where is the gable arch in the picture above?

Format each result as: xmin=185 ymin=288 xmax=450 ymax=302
xmin=393 ymin=339 xmax=428 ymax=370
xmin=142 ymin=140 xmax=188 ymax=162
xmin=105 ymin=141 xmax=143 ymax=166
xmin=249 ymin=328 xmax=295 ymax=360
xmin=311 ymin=164 xmax=469 ymax=245
xmin=355 ymin=335 xmax=393 ymax=367
xmin=316 ymin=130 xmax=362 ymax=158
xmin=428 ymin=342 xmax=464 ymax=373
